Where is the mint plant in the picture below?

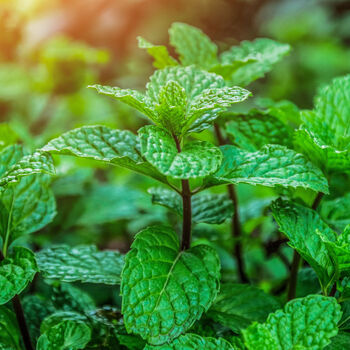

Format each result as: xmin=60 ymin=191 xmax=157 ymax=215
xmin=1 ymin=21 xmax=350 ymax=350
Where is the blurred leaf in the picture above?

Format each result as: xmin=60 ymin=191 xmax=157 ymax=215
xmin=150 ymin=187 xmax=233 ymax=224
xmin=0 ymin=306 xmax=21 ymax=349
xmin=137 ymin=36 xmax=178 ymax=69
xmin=206 ymin=283 xmax=280 ymax=333
xmin=37 ymin=245 xmax=124 ymax=284
xmin=169 ymin=22 xmax=218 ymax=70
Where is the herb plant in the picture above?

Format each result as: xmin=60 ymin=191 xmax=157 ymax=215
xmin=1 ymin=22 xmax=350 ymax=350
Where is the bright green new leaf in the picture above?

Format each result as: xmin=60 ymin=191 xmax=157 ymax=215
xmin=121 ymin=226 xmax=220 ymax=345
xmin=37 ymin=319 xmax=91 ymax=350
xmin=91 ymin=66 xmax=250 ymax=135
xmin=225 ymin=110 xmax=293 ymax=151
xmin=220 ymin=38 xmax=291 ymax=86
xmin=36 ymin=245 xmax=124 ymax=284
xmin=0 ymin=307 xmax=21 ymax=349
xmin=295 ymin=76 xmax=350 ymax=173
xmin=243 ymin=295 xmax=342 ymax=350
xmin=206 ymin=283 xmax=280 ymax=333
xmin=169 ymin=22 xmax=218 ymax=70
xmin=149 ymin=187 xmax=233 ymax=224
xmin=139 ymin=125 xmax=222 ymax=179
xmin=144 ymin=333 xmax=235 ymax=350
xmin=0 ymin=174 xmax=56 ymax=246
xmin=0 ymin=247 xmax=38 ymax=305
xmin=155 ymin=80 xmax=187 ymax=135
xmin=42 ymin=125 xmax=167 ymax=183
xmin=271 ymin=199 xmax=337 ymax=291
xmin=0 ymin=150 xmax=55 ymax=188
xmin=207 ymin=145 xmax=329 ymax=194
xmin=137 ymin=36 xmax=178 ymax=69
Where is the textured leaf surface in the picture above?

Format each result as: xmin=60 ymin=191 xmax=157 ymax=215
xmin=0 ymin=174 xmax=56 ymax=244
xmin=295 ymin=76 xmax=350 ymax=172
xmin=150 ymin=187 xmax=233 ymax=224
xmin=42 ymin=125 xmax=166 ymax=183
xmin=0 ymin=145 xmax=23 ymax=177
xmin=243 ymin=295 xmax=342 ymax=350
xmin=37 ymin=319 xmax=91 ymax=350
xmin=220 ymin=38 xmax=290 ymax=86
xmin=121 ymin=226 xmax=220 ymax=345
xmin=139 ymin=125 xmax=222 ymax=179
xmin=37 ymin=245 xmax=124 ymax=284
xmin=138 ymin=36 xmax=178 ymax=69
xmin=0 ymin=151 xmax=55 ymax=188
xmin=144 ymin=333 xmax=234 ymax=350
xmin=271 ymin=199 xmax=337 ymax=291
xmin=169 ymin=22 xmax=218 ymax=70
xmin=207 ymin=283 xmax=280 ymax=333
xmin=207 ymin=145 xmax=329 ymax=193
xmin=0 ymin=247 xmax=38 ymax=305
xmin=225 ymin=110 xmax=292 ymax=151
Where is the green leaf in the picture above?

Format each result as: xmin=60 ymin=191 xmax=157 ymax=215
xmin=225 ymin=110 xmax=293 ymax=152
xmin=207 ymin=145 xmax=329 ymax=194
xmin=0 ymin=145 xmax=25 ymax=179
xmin=243 ymin=295 xmax=342 ymax=350
xmin=0 ymin=151 xmax=55 ymax=188
xmin=121 ymin=226 xmax=220 ymax=345
xmin=0 ymin=247 xmax=38 ymax=305
xmin=271 ymin=199 xmax=337 ymax=291
xmin=295 ymin=76 xmax=350 ymax=173
xmin=149 ymin=187 xmax=233 ymax=224
xmin=90 ymin=85 xmax=157 ymax=121
xmin=325 ymin=333 xmax=350 ymax=349
xmin=183 ymin=86 xmax=251 ymax=134
xmin=42 ymin=125 xmax=167 ymax=184
xmin=137 ymin=36 xmax=178 ymax=69
xmin=155 ymin=80 xmax=187 ymax=135
xmin=139 ymin=125 xmax=222 ymax=179
xmin=220 ymin=38 xmax=290 ymax=86
xmin=320 ymin=193 xmax=350 ymax=232
xmin=52 ymin=283 xmax=95 ymax=313
xmin=144 ymin=333 xmax=234 ymax=350
xmin=23 ymin=295 xmax=55 ymax=342
xmin=206 ymin=283 xmax=280 ymax=333
xmin=37 ymin=245 xmax=124 ymax=284
xmin=169 ymin=22 xmax=218 ymax=70
xmin=0 ymin=307 xmax=21 ymax=349
xmin=320 ymin=225 xmax=350 ymax=278
xmin=37 ymin=319 xmax=91 ymax=350
xmin=0 ymin=174 xmax=56 ymax=246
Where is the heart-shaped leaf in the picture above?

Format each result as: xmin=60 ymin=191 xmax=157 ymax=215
xmin=121 ymin=226 xmax=220 ymax=345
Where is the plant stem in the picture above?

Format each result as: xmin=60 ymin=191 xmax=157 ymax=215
xmin=214 ymin=124 xmax=249 ymax=283
xmin=0 ymin=251 xmax=33 ymax=350
xmin=173 ymin=134 xmax=192 ymax=251
xmin=287 ymin=192 xmax=325 ymax=300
